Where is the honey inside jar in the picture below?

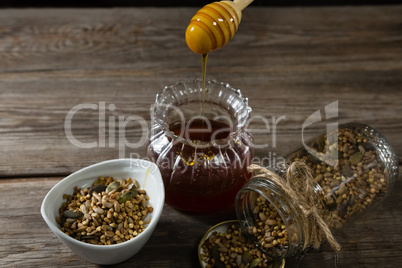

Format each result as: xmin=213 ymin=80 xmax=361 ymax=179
xmin=169 ymin=118 xmax=232 ymax=142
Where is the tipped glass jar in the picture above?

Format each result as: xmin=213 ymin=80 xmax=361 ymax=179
xmin=236 ymin=123 xmax=398 ymax=258
xmin=147 ymin=80 xmax=254 ymax=213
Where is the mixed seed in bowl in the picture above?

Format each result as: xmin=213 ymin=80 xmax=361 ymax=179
xmin=56 ymin=176 xmax=153 ymax=245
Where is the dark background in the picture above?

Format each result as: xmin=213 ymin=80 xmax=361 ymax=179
xmin=0 ymin=0 xmax=401 ymax=7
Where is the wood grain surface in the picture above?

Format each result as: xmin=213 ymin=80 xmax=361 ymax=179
xmin=0 ymin=6 xmax=401 ymax=268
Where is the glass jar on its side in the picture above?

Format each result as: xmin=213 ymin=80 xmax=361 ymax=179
xmin=235 ymin=123 xmax=399 ymax=258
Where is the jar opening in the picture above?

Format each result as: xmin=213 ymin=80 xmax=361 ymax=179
xmin=150 ymin=79 xmax=251 ymax=147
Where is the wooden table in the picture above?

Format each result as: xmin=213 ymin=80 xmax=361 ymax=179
xmin=1 ymin=5 xmax=401 ymax=268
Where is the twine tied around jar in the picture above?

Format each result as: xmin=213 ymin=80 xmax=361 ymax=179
xmin=248 ymin=162 xmax=342 ymax=252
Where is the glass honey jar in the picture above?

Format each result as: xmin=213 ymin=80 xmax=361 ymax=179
xmin=147 ymin=79 xmax=254 ymax=213
xmin=235 ymin=123 xmax=399 ymax=258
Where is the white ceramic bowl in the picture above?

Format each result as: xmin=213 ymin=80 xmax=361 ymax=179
xmin=41 ymin=159 xmax=165 ymax=265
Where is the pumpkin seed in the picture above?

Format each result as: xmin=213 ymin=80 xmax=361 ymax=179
xmin=242 ymin=251 xmax=252 ymax=264
xmin=341 ymin=164 xmax=354 ymax=178
xmin=118 ymin=186 xmax=138 ymax=204
xmin=317 ymin=138 xmax=325 ymax=152
xmin=250 ymin=258 xmax=262 ymax=268
xmin=118 ymin=191 xmax=133 ymax=204
xmin=88 ymin=184 xmax=107 ymax=195
xmin=106 ymin=181 xmax=120 ymax=193
xmin=63 ymin=209 xmax=83 ymax=219
xmin=211 ymin=245 xmax=225 ymax=268
xmin=349 ymin=152 xmax=363 ymax=165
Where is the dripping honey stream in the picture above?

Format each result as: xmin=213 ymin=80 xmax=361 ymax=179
xmin=201 ymin=53 xmax=208 ymax=117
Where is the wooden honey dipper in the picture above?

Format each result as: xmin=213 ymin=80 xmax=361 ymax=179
xmin=186 ymin=0 xmax=254 ymax=55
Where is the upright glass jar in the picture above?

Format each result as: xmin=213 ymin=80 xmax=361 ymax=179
xmin=147 ymin=80 xmax=254 ymax=213
xmin=236 ymin=123 xmax=398 ymax=258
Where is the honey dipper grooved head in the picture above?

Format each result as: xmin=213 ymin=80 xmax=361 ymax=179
xmin=186 ymin=1 xmax=242 ymax=55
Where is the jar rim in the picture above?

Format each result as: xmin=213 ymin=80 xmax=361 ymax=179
xmin=150 ymin=79 xmax=252 ymax=147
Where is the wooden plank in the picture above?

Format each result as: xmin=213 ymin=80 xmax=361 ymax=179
xmin=1 ymin=168 xmax=402 ymax=267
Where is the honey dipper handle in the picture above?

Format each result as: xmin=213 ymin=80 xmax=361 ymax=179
xmin=233 ymin=0 xmax=254 ymax=11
